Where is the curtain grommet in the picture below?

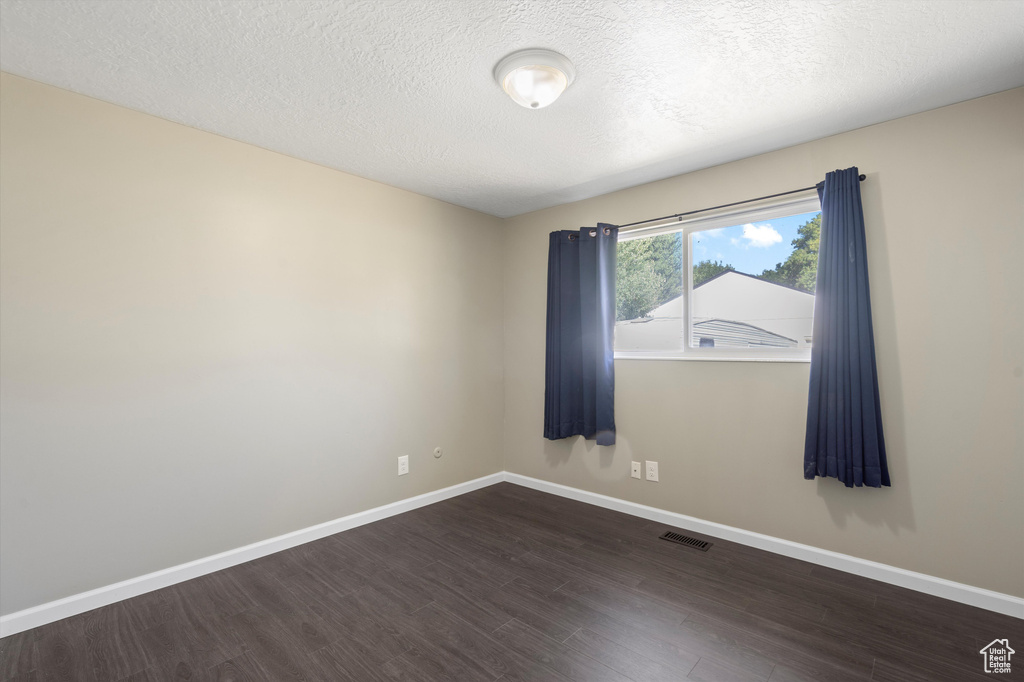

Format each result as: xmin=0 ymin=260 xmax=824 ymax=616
xmin=589 ymin=229 xmax=597 ymax=237
xmin=568 ymin=233 xmax=577 ymax=241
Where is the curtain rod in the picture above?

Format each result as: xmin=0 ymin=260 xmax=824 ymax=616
xmin=617 ymin=174 xmax=866 ymax=230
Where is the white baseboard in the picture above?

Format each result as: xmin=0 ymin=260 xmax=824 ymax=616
xmin=3 ymin=470 xmax=1020 ymax=638
xmin=504 ymin=472 xmax=1024 ymax=620
xmin=0 ymin=472 xmax=504 ymax=638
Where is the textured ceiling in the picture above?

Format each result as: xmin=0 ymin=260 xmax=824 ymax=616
xmin=2 ymin=1 xmax=1023 ymax=218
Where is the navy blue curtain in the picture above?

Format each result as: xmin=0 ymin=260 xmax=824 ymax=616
xmin=544 ymin=224 xmax=618 ymax=446
xmin=804 ymin=167 xmax=890 ymax=487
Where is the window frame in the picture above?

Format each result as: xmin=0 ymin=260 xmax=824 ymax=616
xmin=614 ymin=193 xmax=822 ymax=362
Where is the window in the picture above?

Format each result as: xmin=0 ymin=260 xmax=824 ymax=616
xmin=614 ymin=196 xmax=821 ymax=360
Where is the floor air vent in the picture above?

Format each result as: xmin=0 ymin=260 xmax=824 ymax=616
xmin=659 ymin=530 xmax=711 ymax=551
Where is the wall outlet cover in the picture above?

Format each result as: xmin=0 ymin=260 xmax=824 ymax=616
xmin=398 ymin=455 xmax=409 ymax=476
xmin=631 ymin=461 xmax=641 ymax=479
xmin=645 ymin=460 xmax=659 ymax=482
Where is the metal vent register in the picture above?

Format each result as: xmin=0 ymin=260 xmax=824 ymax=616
xmin=659 ymin=530 xmax=712 ymax=551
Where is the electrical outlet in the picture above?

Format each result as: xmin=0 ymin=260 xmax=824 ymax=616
xmin=398 ymin=455 xmax=409 ymax=476
xmin=645 ymin=460 xmax=659 ymax=482
xmin=631 ymin=461 xmax=641 ymax=479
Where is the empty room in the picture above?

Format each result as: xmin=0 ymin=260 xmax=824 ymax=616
xmin=1 ymin=1 xmax=1022 ymax=680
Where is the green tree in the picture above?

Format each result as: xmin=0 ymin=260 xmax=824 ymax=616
xmin=650 ymin=232 xmax=683 ymax=305
xmin=615 ymin=232 xmax=682 ymax=321
xmin=693 ymin=260 xmax=735 ymax=287
xmin=758 ymin=213 xmax=821 ymax=292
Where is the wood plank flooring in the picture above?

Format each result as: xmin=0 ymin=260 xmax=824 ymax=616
xmin=2 ymin=482 xmax=1022 ymax=681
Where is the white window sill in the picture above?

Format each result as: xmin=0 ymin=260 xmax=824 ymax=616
xmin=614 ymin=352 xmax=811 ymax=363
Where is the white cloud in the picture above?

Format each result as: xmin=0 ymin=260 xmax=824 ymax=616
xmin=700 ymin=228 xmax=726 ymax=239
xmin=740 ymin=223 xmax=782 ymax=248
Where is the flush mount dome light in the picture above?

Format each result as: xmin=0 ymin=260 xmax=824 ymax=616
xmin=494 ymin=48 xmax=575 ymax=109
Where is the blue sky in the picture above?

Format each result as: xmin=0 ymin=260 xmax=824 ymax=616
xmin=691 ymin=210 xmax=820 ymax=275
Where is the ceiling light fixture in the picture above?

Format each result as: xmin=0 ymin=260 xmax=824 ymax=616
xmin=494 ymin=48 xmax=575 ymax=109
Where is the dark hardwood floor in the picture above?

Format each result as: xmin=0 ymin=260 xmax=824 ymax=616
xmin=3 ymin=482 xmax=1022 ymax=681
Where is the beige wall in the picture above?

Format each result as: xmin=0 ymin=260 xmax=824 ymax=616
xmin=503 ymin=88 xmax=1024 ymax=597
xmin=0 ymin=73 xmax=505 ymax=616
xmin=2 ymin=72 xmax=1021 ymax=619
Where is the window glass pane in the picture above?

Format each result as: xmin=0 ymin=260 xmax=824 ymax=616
xmin=614 ymin=232 xmax=683 ymax=351
xmin=690 ymin=211 xmax=819 ymax=349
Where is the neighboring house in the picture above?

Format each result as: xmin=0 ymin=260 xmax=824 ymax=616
xmin=615 ymin=270 xmax=815 ymax=350
xmin=692 ymin=319 xmax=799 ymax=348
